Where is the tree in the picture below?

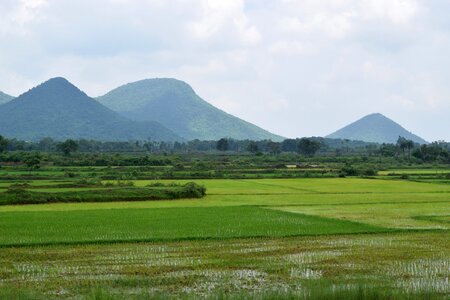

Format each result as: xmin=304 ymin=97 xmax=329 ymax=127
xmin=38 ymin=137 xmax=55 ymax=152
xmin=397 ymin=137 xmax=415 ymax=160
xmin=216 ymin=138 xmax=229 ymax=152
xmin=57 ymin=139 xmax=79 ymax=156
xmin=281 ymin=139 xmax=298 ymax=152
xmin=396 ymin=136 xmax=408 ymax=157
xmin=247 ymin=141 xmax=259 ymax=154
xmin=23 ymin=154 xmax=42 ymax=170
xmin=267 ymin=141 xmax=281 ymax=155
xmin=297 ymin=138 xmax=321 ymax=157
xmin=0 ymin=135 xmax=8 ymax=153
xmin=405 ymin=140 xmax=414 ymax=160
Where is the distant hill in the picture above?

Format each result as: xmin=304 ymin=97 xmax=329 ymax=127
xmin=0 ymin=78 xmax=179 ymax=141
xmin=326 ymin=113 xmax=427 ymax=144
xmin=97 ymin=78 xmax=284 ymax=141
xmin=0 ymin=91 xmax=13 ymax=105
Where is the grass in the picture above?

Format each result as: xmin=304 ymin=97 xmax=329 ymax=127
xmin=273 ymin=202 xmax=450 ymax=229
xmin=0 ymin=206 xmax=386 ymax=246
xmin=378 ymin=169 xmax=450 ymax=175
xmin=0 ymin=232 xmax=448 ymax=299
xmin=127 ymin=178 xmax=450 ymax=194
xmin=0 ymin=176 xmax=448 ymax=298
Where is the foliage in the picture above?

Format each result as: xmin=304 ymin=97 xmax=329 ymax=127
xmin=0 ymin=182 xmax=206 ymax=206
xmin=297 ymin=138 xmax=321 ymax=156
xmin=22 ymin=153 xmax=42 ymax=170
xmin=0 ymin=135 xmax=8 ymax=153
xmin=57 ymin=139 xmax=79 ymax=155
xmin=216 ymin=138 xmax=229 ymax=151
xmin=413 ymin=142 xmax=450 ymax=163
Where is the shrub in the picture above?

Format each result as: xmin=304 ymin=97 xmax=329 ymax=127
xmin=361 ymin=168 xmax=377 ymax=176
xmin=75 ymin=178 xmax=102 ymax=186
xmin=339 ymin=164 xmax=358 ymax=176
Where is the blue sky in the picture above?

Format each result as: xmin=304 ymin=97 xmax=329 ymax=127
xmin=0 ymin=0 xmax=449 ymax=141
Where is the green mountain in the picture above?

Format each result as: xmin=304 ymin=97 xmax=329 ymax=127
xmin=326 ymin=113 xmax=427 ymax=144
xmin=0 ymin=91 xmax=13 ymax=105
xmin=97 ymin=78 xmax=284 ymax=141
xmin=0 ymin=78 xmax=179 ymax=141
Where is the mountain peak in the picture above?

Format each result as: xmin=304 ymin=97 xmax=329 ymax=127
xmin=0 ymin=78 xmax=179 ymax=141
xmin=17 ymin=77 xmax=88 ymax=103
xmin=98 ymin=78 xmax=284 ymax=141
xmin=326 ymin=113 xmax=427 ymax=144
xmin=367 ymin=112 xmax=384 ymax=117
xmin=38 ymin=77 xmax=79 ymax=90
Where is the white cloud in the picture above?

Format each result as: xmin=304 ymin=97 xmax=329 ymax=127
xmin=188 ymin=0 xmax=261 ymax=45
xmin=0 ymin=0 xmax=449 ymax=141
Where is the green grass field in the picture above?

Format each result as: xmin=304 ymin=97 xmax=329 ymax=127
xmin=0 ymin=207 xmax=386 ymax=247
xmin=0 ymin=176 xmax=448 ymax=298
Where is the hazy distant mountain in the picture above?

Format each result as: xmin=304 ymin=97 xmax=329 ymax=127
xmin=0 ymin=91 xmax=13 ymax=105
xmin=0 ymin=78 xmax=179 ymax=141
xmin=326 ymin=113 xmax=427 ymax=144
xmin=97 ymin=78 xmax=284 ymax=141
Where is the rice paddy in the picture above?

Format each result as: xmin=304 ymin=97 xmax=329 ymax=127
xmin=0 ymin=174 xmax=449 ymax=298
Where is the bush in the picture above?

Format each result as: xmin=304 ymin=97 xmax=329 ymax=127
xmin=1 ymin=182 xmax=206 ymax=206
xmin=339 ymin=164 xmax=358 ymax=176
xmin=75 ymin=178 xmax=102 ymax=186
xmin=361 ymin=168 xmax=377 ymax=176
xmin=181 ymin=182 xmax=207 ymax=198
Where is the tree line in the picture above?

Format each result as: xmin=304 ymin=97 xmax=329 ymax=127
xmin=0 ymin=135 xmax=449 ymax=163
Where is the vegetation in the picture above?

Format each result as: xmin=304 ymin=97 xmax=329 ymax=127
xmin=0 ymin=144 xmax=448 ymax=298
xmin=2 ymin=137 xmax=448 ymax=165
xmin=0 ymin=206 xmax=386 ymax=246
xmin=0 ymin=182 xmax=205 ymax=206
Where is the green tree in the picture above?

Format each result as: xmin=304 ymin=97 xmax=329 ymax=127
xmin=23 ymin=153 xmax=42 ymax=170
xmin=396 ymin=136 xmax=408 ymax=157
xmin=216 ymin=138 xmax=229 ymax=152
xmin=405 ymin=140 xmax=414 ymax=160
xmin=57 ymin=139 xmax=79 ymax=156
xmin=247 ymin=142 xmax=259 ymax=154
xmin=297 ymin=138 xmax=321 ymax=157
xmin=0 ymin=135 xmax=8 ymax=153
xmin=267 ymin=141 xmax=281 ymax=155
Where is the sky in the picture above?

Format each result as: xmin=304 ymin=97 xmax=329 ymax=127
xmin=0 ymin=0 xmax=449 ymax=141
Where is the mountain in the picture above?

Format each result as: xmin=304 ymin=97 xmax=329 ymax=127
xmin=0 ymin=78 xmax=179 ymax=141
xmin=0 ymin=91 xmax=13 ymax=105
xmin=97 ymin=78 xmax=284 ymax=141
xmin=326 ymin=113 xmax=427 ymax=144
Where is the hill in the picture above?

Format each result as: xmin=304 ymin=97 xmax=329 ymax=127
xmin=326 ymin=113 xmax=427 ymax=144
xmin=0 ymin=78 xmax=179 ymax=141
xmin=0 ymin=91 xmax=13 ymax=105
xmin=97 ymin=78 xmax=284 ymax=141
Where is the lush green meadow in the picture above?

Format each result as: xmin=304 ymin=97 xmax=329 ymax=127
xmin=0 ymin=172 xmax=449 ymax=298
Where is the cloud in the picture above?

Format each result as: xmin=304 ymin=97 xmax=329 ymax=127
xmin=0 ymin=0 xmax=449 ymax=141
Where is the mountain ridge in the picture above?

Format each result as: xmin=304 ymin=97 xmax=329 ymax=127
xmin=0 ymin=91 xmax=13 ymax=105
xmin=326 ymin=113 xmax=427 ymax=144
xmin=97 ymin=78 xmax=284 ymax=141
xmin=0 ymin=77 xmax=179 ymax=141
